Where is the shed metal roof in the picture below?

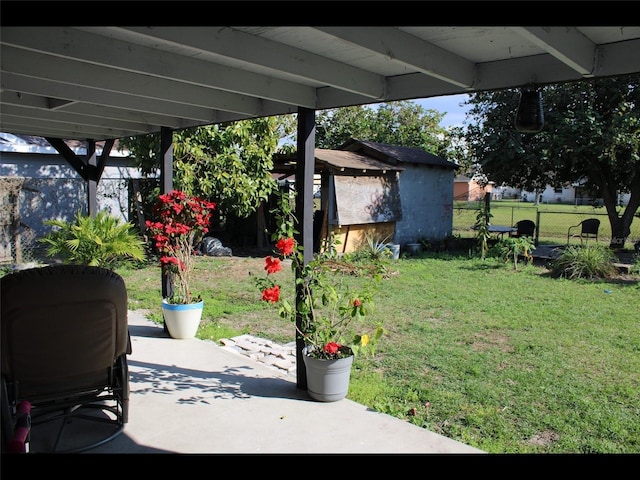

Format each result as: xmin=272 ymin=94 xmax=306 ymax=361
xmin=340 ymin=139 xmax=458 ymax=169
xmin=314 ymin=149 xmax=404 ymax=173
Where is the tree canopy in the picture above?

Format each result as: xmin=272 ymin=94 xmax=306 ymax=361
xmin=315 ymin=100 xmax=451 ymax=157
xmin=123 ymin=101 xmax=452 ymax=216
xmin=120 ymin=115 xmax=296 ymax=221
xmin=464 ymin=74 xmax=640 ymax=248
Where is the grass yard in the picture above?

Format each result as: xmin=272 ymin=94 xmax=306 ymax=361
xmin=117 ymin=250 xmax=640 ymax=454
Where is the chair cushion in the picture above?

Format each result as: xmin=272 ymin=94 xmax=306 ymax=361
xmin=1 ymin=265 xmax=128 ymax=401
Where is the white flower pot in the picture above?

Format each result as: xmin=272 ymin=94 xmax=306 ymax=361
xmin=302 ymin=347 xmax=354 ymax=402
xmin=161 ymin=299 xmax=204 ymax=339
xmin=386 ymin=244 xmax=400 ymax=260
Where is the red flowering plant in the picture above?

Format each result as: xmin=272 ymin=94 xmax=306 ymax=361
xmin=253 ymin=189 xmax=385 ymax=360
xmin=146 ymin=190 xmax=216 ymax=305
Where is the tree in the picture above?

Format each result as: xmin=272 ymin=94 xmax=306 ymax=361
xmin=119 ymin=115 xmax=296 ymax=224
xmin=464 ymin=74 xmax=640 ymax=249
xmin=316 ymin=100 xmax=451 ymax=156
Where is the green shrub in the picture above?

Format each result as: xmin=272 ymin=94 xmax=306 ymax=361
xmin=549 ymin=244 xmax=617 ymax=279
xmin=491 ymin=236 xmax=536 ymax=270
xmin=347 ymin=232 xmax=392 ymax=262
xmin=39 ymin=209 xmax=146 ymax=269
xmin=631 ymin=253 xmax=640 ymax=275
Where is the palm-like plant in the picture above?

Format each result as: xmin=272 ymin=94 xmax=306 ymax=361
xmin=493 ymin=236 xmax=536 ymax=270
xmin=474 ymin=204 xmax=493 ymax=260
xmin=39 ymin=210 xmax=146 ymax=269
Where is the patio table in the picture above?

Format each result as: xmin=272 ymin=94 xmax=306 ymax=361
xmin=472 ymin=225 xmax=517 ymax=240
xmin=487 ymin=225 xmax=517 ymax=239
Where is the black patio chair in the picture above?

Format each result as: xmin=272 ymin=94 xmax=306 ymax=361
xmin=567 ymin=218 xmax=600 ymax=245
xmin=510 ymin=219 xmax=536 ymax=239
xmin=1 ymin=264 xmax=131 ymax=453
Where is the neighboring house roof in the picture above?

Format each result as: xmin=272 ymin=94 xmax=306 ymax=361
xmin=0 ymin=133 xmax=127 ymax=156
xmin=338 ymin=138 xmax=459 ymax=170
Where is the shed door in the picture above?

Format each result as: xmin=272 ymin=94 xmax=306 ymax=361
xmin=333 ymin=174 xmax=402 ymax=225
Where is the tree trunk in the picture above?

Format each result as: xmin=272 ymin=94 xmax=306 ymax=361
xmin=602 ymin=176 xmax=640 ymax=250
xmin=605 ymin=202 xmax=637 ymax=250
xmin=609 ymin=218 xmax=628 ymax=249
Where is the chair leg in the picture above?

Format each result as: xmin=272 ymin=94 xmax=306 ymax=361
xmin=116 ymin=354 xmax=130 ymax=424
xmin=1 ymin=377 xmax=15 ymax=452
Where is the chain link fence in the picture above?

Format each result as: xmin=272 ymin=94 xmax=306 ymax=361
xmin=3 ymin=176 xmax=639 ymax=267
xmin=0 ymin=176 xmax=153 ymax=267
xmin=452 ymin=202 xmax=640 ymax=247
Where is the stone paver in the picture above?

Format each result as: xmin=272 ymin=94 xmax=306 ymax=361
xmin=219 ymin=334 xmax=297 ymax=376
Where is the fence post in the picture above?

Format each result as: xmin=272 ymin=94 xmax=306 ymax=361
xmin=484 ymin=192 xmax=491 ymax=224
xmin=535 ymin=209 xmax=541 ymax=246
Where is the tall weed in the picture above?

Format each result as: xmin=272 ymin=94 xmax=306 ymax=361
xmin=549 ymin=244 xmax=617 ymax=279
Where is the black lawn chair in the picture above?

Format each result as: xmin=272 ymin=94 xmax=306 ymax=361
xmin=1 ymin=265 xmax=131 ymax=453
xmin=567 ymin=218 xmax=600 ymax=245
xmin=510 ymin=219 xmax=536 ymax=239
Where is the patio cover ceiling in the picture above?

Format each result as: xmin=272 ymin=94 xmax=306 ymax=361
xmin=2 ymin=12 xmax=640 ymax=143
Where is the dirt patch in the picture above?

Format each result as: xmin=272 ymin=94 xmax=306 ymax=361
xmin=528 ymin=430 xmax=560 ymax=447
xmin=471 ymin=332 xmax=513 ymax=353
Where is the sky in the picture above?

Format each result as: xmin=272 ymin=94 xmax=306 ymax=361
xmin=413 ymin=93 xmax=472 ymax=129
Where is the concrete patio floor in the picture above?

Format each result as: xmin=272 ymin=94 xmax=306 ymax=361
xmin=19 ymin=311 xmax=485 ymax=456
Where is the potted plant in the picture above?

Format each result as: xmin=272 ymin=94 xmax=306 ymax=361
xmin=253 ymin=190 xmax=385 ymax=401
xmin=146 ymin=190 xmax=216 ymax=339
xmin=39 ymin=209 xmax=146 ymax=269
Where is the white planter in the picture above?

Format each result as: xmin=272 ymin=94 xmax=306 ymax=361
xmin=303 ymin=347 xmax=354 ymax=402
xmin=161 ymin=299 xmax=204 ymax=339
xmin=386 ymin=244 xmax=400 ymax=260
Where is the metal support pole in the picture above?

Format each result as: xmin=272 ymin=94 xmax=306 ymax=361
xmin=160 ymin=127 xmax=174 ymax=334
xmin=294 ymin=107 xmax=316 ymax=390
xmin=86 ymin=140 xmax=98 ymax=217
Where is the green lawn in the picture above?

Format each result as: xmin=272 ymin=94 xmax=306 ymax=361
xmin=117 ymin=250 xmax=640 ymax=454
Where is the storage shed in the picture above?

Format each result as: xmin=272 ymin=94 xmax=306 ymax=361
xmin=314 ymin=148 xmax=404 ymax=254
xmin=337 ymin=139 xmax=459 ymax=249
xmin=273 ymin=139 xmax=459 ymax=254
